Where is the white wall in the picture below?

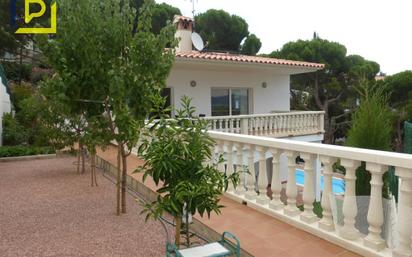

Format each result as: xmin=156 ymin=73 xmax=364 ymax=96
xmin=167 ymin=61 xmax=291 ymax=116
xmin=0 ymin=80 xmax=12 ymax=146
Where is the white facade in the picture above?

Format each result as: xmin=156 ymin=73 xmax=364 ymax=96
xmin=0 ymin=79 xmax=12 ymax=146
xmin=167 ymin=59 xmax=318 ymax=117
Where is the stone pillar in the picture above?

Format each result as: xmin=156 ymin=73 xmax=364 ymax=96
xmin=363 ymin=162 xmax=386 ymax=251
xmin=318 ymin=156 xmax=337 ymax=231
xmin=234 ymin=143 xmax=246 ymax=196
xmin=300 ymin=153 xmax=318 ymax=223
xmin=256 ymin=146 xmax=269 ymax=205
xmin=393 ymin=168 xmax=412 ymax=257
xmin=283 ymin=150 xmax=300 ymax=216
xmin=245 ymin=145 xmax=257 ymax=200
xmin=225 ymin=141 xmax=234 ymax=192
xmin=269 ymin=149 xmax=283 ymax=210
xmin=339 ymin=159 xmax=361 ymax=240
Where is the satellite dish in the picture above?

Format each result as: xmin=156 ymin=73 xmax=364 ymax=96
xmin=191 ymin=32 xmax=204 ymax=51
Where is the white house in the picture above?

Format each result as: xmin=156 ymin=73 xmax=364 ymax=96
xmin=167 ymin=16 xmax=325 ymax=143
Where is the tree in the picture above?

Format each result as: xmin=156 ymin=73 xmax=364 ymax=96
xmin=139 ymin=96 xmax=239 ymax=248
xmin=271 ymin=38 xmax=380 ymax=143
xmin=345 ymin=82 xmax=394 ymax=197
xmin=382 ymin=71 xmax=412 ymax=151
xmin=241 ymin=34 xmax=261 ymax=56
xmin=38 ymin=0 xmax=176 ymax=214
xmin=131 ymin=1 xmax=181 ymax=34
xmin=195 ymin=9 xmax=249 ymax=52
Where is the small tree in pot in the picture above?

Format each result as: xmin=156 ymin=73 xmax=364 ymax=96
xmin=138 ymin=96 xmax=239 ymax=248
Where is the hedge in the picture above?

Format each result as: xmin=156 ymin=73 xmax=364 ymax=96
xmin=0 ymin=146 xmax=55 ymax=158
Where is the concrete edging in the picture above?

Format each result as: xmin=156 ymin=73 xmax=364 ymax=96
xmin=0 ymin=154 xmax=57 ymax=162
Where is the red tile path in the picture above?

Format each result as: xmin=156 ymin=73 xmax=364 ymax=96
xmin=97 ymin=146 xmax=361 ymax=257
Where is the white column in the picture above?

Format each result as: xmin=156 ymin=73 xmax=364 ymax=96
xmin=245 ymin=145 xmax=257 ymax=200
xmin=225 ymin=141 xmax=234 ymax=192
xmin=393 ymin=167 xmax=412 ymax=257
xmin=269 ymin=149 xmax=283 ymax=210
xmin=234 ymin=143 xmax=246 ymax=196
xmin=363 ymin=162 xmax=386 ymax=251
xmin=300 ymin=153 xmax=318 ymax=223
xmin=319 ymin=156 xmax=337 ymax=231
xmin=283 ymin=150 xmax=300 ymax=216
xmin=339 ymin=159 xmax=361 ymax=240
xmin=256 ymin=146 xmax=269 ymax=205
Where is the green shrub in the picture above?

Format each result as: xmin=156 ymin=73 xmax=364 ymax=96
xmin=2 ymin=62 xmax=32 ymax=82
xmin=2 ymin=113 xmax=27 ymax=145
xmin=0 ymin=146 xmax=54 ymax=157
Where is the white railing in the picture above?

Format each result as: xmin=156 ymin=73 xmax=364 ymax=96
xmin=204 ymin=111 xmax=325 ymax=137
xmin=209 ymin=131 xmax=412 ymax=257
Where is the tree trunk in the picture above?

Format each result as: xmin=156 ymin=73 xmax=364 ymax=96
xmin=185 ymin=211 xmax=190 ymax=247
xmin=81 ymin=146 xmax=86 ymax=174
xmin=395 ymin=118 xmax=403 ymax=152
xmin=116 ymin=145 xmax=122 ymax=216
xmin=77 ymin=145 xmax=81 ymax=174
xmin=121 ymin=147 xmax=127 ymax=214
xmin=175 ymin=216 xmax=181 ymax=248
xmin=90 ymin=152 xmax=98 ymax=187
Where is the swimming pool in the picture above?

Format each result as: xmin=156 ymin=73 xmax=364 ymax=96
xmin=295 ymin=169 xmax=345 ymax=194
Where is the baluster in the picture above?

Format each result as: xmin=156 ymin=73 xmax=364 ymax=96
xmin=279 ymin=116 xmax=284 ymax=134
xmin=363 ymin=162 xmax=386 ymax=251
xmin=225 ymin=119 xmax=229 ymax=132
xmin=283 ymin=150 xmax=300 ymax=216
xmin=272 ymin=116 xmax=277 ymax=135
xmin=225 ymin=141 xmax=234 ymax=192
xmin=269 ymin=149 xmax=283 ymax=210
xmin=393 ymin=167 xmax=412 ymax=257
xmin=300 ymin=153 xmax=318 ymax=223
xmin=340 ymin=159 xmax=361 ymax=240
xmin=256 ymin=146 xmax=269 ymax=204
xmin=245 ymin=145 xmax=258 ymax=200
xmin=218 ymin=119 xmax=223 ymax=131
xmin=263 ymin=117 xmax=267 ymax=135
xmin=236 ymin=119 xmax=240 ymax=133
xmin=257 ymin=118 xmax=262 ymax=135
xmin=216 ymin=141 xmax=225 ymax=173
xmin=319 ymin=156 xmax=337 ymax=231
xmin=234 ymin=143 xmax=246 ymax=196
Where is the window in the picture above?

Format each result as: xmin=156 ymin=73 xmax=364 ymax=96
xmin=211 ymin=88 xmax=250 ymax=116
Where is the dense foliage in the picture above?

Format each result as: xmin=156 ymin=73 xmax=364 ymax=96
xmin=36 ymin=0 xmax=177 ymax=212
xmin=241 ymin=34 xmax=262 ymax=56
xmin=271 ymin=37 xmax=380 ymax=143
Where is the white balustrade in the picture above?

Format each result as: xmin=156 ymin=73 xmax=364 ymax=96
xmin=208 ymin=130 xmax=412 ymax=257
xmin=203 ymin=111 xmax=325 ymax=138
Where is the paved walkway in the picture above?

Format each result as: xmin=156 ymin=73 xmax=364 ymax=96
xmin=97 ymin=146 xmax=361 ymax=257
xmin=0 ymin=156 xmax=167 ymax=257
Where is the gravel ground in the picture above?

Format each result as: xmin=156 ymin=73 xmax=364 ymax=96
xmin=0 ymin=156 xmax=168 ymax=257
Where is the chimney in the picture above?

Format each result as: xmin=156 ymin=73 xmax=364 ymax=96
xmin=173 ymin=15 xmax=194 ymax=52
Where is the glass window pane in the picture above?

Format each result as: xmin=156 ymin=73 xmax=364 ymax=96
xmin=211 ymin=88 xmax=230 ymax=116
xmin=231 ymin=89 xmax=249 ymax=115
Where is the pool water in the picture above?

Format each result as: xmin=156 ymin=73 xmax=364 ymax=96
xmin=295 ymin=169 xmax=345 ymax=194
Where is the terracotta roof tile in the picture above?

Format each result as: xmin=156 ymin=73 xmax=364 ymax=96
xmin=175 ymin=51 xmax=324 ymax=69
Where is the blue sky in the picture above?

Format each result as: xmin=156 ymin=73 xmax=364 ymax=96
xmin=156 ymin=0 xmax=412 ymax=75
